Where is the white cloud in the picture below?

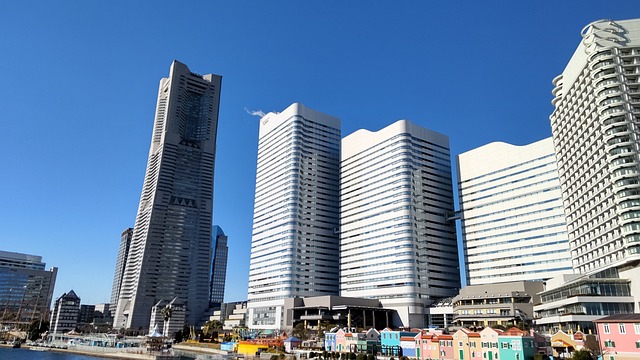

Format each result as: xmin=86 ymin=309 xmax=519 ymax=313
xmin=244 ymin=107 xmax=266 ymax=117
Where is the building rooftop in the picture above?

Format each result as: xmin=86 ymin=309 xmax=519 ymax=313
xmin=593 ymin=313 xmax=640 ymax=322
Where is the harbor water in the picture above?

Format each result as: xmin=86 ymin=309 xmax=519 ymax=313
xmin=0 ymin=347 xmax=112 ymax=359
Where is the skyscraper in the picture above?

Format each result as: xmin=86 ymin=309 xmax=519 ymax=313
xmin=457 ymin=138 xmax=572 ymax=285
xmin=340 ymin=120 xmax=460 ymax=328
xmin=247 ymin=103 xmax=341 ymax=330
xmin=113 ymin=61 xmax=222 ymax=330
xmin=110 ymin=227 xmax=132 ymax=315
xmin=210 ymin=225 xmax=228 ymax=307
xmin=549 ymin=19 xmax=640 ymax=278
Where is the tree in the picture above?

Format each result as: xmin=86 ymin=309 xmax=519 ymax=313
xmin=317 ymin=321 xmax=334 ymax=340
xmin=27 ymin=319 xmax=48 ymax=341
xmin=293 ymin=322 xmax=309 ymax=340
xmin=571 ymin=349 xmax=595 ymax=360
xmin=203 ymin=320 xmax=223 ymax=341
xmin=160 ymin=306 xmax=172 ymax=336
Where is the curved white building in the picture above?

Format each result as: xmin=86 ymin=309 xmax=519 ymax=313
xmin=247 ymin=103 xmax=341 ymax=330
xmin=340 ymin=120 xmax=460 ymax=328
xmin=550 ymin=19 xmax=640 ymax=276
xmin=457 ymin=138 xmax=572 ymax=285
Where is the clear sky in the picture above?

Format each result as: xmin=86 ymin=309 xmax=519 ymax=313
xmin=1 ymin=1 xmax=638 ymax=305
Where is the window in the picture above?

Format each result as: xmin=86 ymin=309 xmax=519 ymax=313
xmin=501 ymin=342 xmax=509 ymax=349
xmin=635 ymin=323 xmax=640 ymax=334
xmin=619 ymin=323 xmax=626 ymax=334
xmin=604 ymin=340 xmax=616 ymax=348
xmin=603 ymin=323 xmax=610 ymax=334
xmin=636 ymin=340 xmax=640 ymax=349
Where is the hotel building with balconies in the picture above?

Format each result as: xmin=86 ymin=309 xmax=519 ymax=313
xmin=549 ymin=18 xmax=640 ymax=309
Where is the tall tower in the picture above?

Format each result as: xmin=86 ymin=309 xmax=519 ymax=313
xmin=340 ymin=120 xmax=460 ymax=328
xmin=549 ymin=19 xmax=640 ymax=276
xmin=457 ymin=138 xmax=572 ymax=285
xmin=110 ymin=228 xmax=132 ymax=314
xmin=210 ymin=225 xmax=228 ymax=307
xmin=247 ymin=103 xmax=341 ymax=330
xmin=113 ymin=61 xmax=222 ymax=330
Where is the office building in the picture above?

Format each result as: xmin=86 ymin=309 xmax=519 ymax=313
xmin=113 ymin=61 xmax=222 ymax=330
xmin=210 ymin=225 xmax=228 ymax=307
xmin=340 ymin=120 xmax=460 ymax=328
xmin=247 ymin=103 xmax=341 ymax=330
xmin=457 ymin=138 xmax=572 ymax=285
xmin=50 ymin=290 xmax=81 ymax=334
xmin=549 ymin=19 xmax=640 ymax=305
xmin=0 ymin=250 xmax=57 ymax=330
xmin=78 ymin=304 xmax=96 ymax=324
xmin=533 ymin=271 xmax=635 ymax=334
xmin=110 ymin=227 xmax=132 ymax=315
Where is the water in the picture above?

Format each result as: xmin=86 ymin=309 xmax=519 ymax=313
xmin=0 ymin=347 xmax=111 ymax=360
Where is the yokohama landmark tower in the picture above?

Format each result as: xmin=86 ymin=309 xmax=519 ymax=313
xmin=113 ymin=61 xmax=222 ymax=330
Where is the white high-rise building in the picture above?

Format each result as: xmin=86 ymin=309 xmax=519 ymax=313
xmin=340 ymin=120 xmax=460 ymax=328
xmin=247 ymin=103 xmax=341 ymax=330
xmin=457 ymin=138 xmax=572 ymax=285
xmin=549 ymin=19 xmax=640 ymax=286
xmin=113 ymin=61 xmax=222 ymax=330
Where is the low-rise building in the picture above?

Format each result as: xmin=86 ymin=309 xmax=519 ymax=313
xmin=426 ymin=297 xmax=454 ymax=330
xmin=534 ymin=270 xmax=635 ymax=334
xmin=380 ymin=328 xmax=419 ymax=356
xmin=453 ymin=281 xmax=544 ymax=328
xmin=479 ymin=327 xmax=502 ymax=360
xmin=594 ymin=313 xmax=640 ymax=360
xmin=453 ymin=328 xmax=482 ymax=360
xmin=415 ymin=330 xmax=444 ymax=359
xmin=50 ymin=290 xmax=81 ymax=335
xmin=497 ymin=327 xmax=536 ymax=360
xmin=284 ymin=296 xmax=395 ymax=333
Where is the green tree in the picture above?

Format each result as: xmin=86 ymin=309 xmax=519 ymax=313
xmin=27 ymin=319 xmax=48 ymax=341
xmin=293 ymin=322 xmax=309 ymax=340
xmin=571 ymin=349 xmax=595 ymax=360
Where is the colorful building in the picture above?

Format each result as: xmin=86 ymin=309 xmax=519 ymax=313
xmin=453 ymin=328 xmax=482 ymax=360
xmin=380 ymin=328 xmax=419 ymax=356
xmin=437 ymin=334 xmax=454 ymax=359
xmin=594 ymin=313 xmax=640 ymax=360
xmin=497 ymin=327 xmax=536 ymax=360
xmin=479 ymin=327 xmax=502 ymax=360
xmin=415 ymin=330 xmax=442 ymax=359
xmin=325 ymin=332 xmax=337 ymax=352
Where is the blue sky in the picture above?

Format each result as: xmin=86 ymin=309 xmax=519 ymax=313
xmin=1 ymin=2 xmax=638 ymax=305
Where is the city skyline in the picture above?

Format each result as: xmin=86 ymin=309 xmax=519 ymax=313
xmin=2 ymin=2 xmax=639 ymax=305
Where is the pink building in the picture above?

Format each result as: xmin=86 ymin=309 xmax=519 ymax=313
xmin=437 ymin=334 xmax=455 ymax=360
xmin=415 ymin=330 xmax=444 ymax=360
xmin=335 ymin=328 xmax=347 ymax=352
xmin=594 ymin=314 xmax=640 ymax=360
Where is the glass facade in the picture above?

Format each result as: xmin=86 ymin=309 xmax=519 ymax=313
xmin=0 ymin=251 xmax=57 ymax=330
